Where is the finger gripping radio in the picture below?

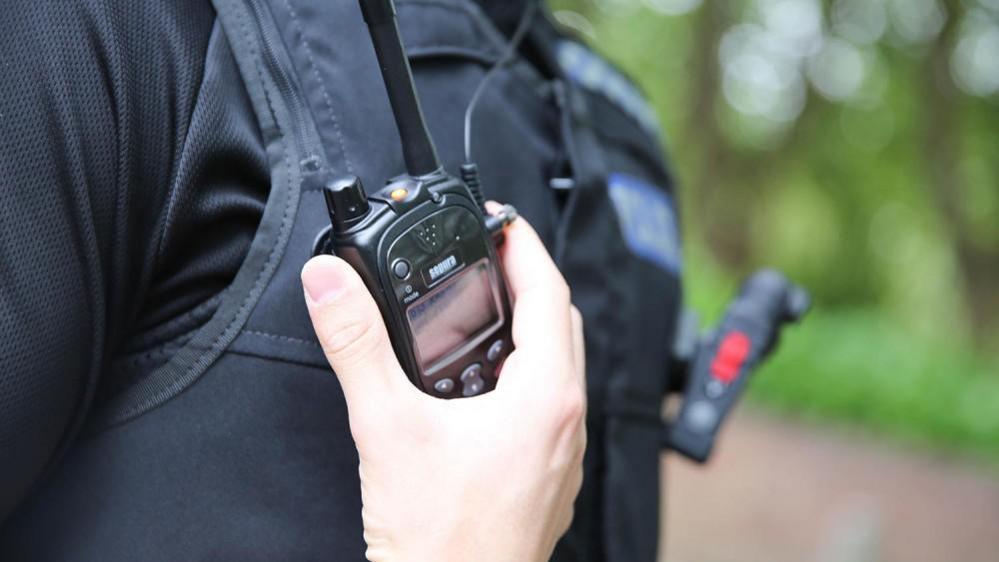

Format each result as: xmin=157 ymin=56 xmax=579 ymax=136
xmin=317 ymin=0 xmax=515 ymax=398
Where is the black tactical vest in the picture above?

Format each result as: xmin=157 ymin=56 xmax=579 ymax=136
xmin=1 ymin=1 xmax=681 ymax=560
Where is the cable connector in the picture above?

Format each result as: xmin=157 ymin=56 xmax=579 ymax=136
xmin=485 ymin=204 xmax=518 ymax=237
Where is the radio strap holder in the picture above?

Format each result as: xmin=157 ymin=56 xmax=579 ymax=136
xmin=662 ymin=269 xmax=810 ymax=462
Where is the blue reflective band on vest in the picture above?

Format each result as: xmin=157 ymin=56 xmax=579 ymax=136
xmin=556 ymin=40 xmax=661 ymax=137
xmin=607 ymin=173 xmax=682 ymax=275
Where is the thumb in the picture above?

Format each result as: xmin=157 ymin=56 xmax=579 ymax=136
xmin=301 ymin=255 xmax=407 ymax=405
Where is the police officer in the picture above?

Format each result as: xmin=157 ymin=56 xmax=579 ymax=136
xmin=1 ymin=0 xmax=680 ymax=560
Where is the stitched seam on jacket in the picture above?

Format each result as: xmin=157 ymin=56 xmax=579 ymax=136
xmin=281 ymin=0 xmax=354 ymax=175
xmin=95 ymin=2 xmax=301 ymax=430
xmin=243 ymin=329 xmax=321 ymax=348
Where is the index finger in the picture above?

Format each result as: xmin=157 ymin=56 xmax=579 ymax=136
xmin=490 ymin=206 xmax=574 ymax=374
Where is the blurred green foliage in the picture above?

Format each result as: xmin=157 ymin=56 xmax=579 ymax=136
xmin=548 ymin=0 xmax=999 ymax=460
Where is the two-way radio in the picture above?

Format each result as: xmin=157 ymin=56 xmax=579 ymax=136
xmin=317 ymin=0 xmax=517 ymax=398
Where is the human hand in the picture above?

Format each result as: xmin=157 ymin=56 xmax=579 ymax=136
xmin=301 ymin=212 xmax=586 ymax=562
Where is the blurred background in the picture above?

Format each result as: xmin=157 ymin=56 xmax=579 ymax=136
xmin=544 ymin=0 xmax=999 ymax=560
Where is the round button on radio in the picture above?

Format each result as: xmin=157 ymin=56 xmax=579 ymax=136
xmin=460 ymin=363 xmax=486 ymax=397
xmin=462 ymin=378 xmax=485 ymax=397
xmin=460 ymin=363 xmax=482 ymax=382
xmin=434 ymin=378 xmax=455 ymax=394
xmin=392 ymin=259 xmax=411 ymax=280
xmin=486 ymin=340 xmax=505 ymax=363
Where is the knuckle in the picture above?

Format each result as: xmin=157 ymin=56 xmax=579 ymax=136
xmin=557 ymin=386 xmax=587 ymax=428
xmin=560 ymin=506 xmax=576 ymax=537
xmin=570 ymin=304 xmax=583 ymax=328
xmin=542 ymin=271 xmax=571 ymax=307
xmin=554 ymin=278 xmax=571 ymax=305
xmin=572 ymin=464 xmax=584 ymax=493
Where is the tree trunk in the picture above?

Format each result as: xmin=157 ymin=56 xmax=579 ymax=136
xmin=684 ymin=1 xmax=753 ymax=268
xmin=922 ymin=0 xmax=999 ymax=349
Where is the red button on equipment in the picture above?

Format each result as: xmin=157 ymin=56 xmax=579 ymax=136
xmin=710 ymin=331 xmax=751 ymax=384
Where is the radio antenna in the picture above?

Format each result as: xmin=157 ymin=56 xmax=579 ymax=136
xmin=359 ymin=0 xmax=441 ymax=177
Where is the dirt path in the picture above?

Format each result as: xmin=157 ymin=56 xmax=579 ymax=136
xmin=660 ymin=408 xmax=999 ymax=562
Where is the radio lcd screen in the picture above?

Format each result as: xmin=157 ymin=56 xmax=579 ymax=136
xmin=406 ymin=261 xmax=499 ymax=370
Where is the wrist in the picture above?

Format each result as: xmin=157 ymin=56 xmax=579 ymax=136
xmin=376 ymin=525 xmax=545 ymax=562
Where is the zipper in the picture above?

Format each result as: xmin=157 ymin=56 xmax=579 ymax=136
xmin=244 ymin=0 xmax=324 ymax=174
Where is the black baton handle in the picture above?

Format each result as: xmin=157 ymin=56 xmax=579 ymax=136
xmin=664 ymin=269 xmax=810 ymax=462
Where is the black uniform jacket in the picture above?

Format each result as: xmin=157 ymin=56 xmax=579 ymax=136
xmin=0 ymin=1 xmax=681 ymax=560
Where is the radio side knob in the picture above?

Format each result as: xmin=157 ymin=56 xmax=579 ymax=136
xmin=324 ymin=175 xmax=371 ymax=232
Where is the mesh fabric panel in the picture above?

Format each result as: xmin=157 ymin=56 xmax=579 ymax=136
xmin=0 ymin=0 xmax=267 ymax=521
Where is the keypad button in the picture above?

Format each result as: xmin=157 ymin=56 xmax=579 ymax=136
xmin=462 ymin=377 xmax=485 ymax=397
xmin=434 ymin=378 xmax=455 ymax=394
xmin=486 ymin=340 xmax=505 ymax=363
xmin=460 ymin=363 xmax=483 ymax=382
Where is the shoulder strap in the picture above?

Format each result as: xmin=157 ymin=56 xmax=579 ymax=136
xmin=96 ymin=0 xmax=326 ymax=428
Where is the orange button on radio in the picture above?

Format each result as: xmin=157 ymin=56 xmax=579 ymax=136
xmin=390 ymin=188 xmax=408 ymax=201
